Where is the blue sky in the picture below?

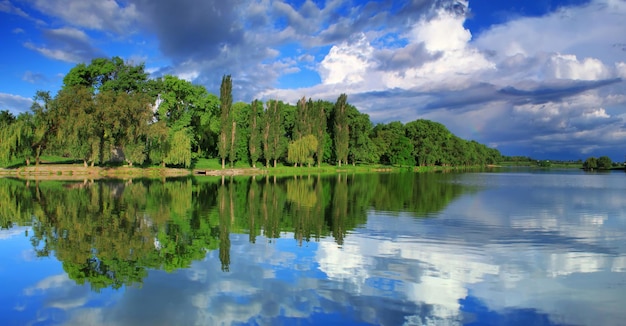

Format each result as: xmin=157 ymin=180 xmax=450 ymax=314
xmin=1 ymin=0 xmax=625 ymax=160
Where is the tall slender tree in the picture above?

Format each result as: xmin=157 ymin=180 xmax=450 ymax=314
xmin=218 ymin=75 xmax=233 ymax=169
xmin=294 ymin=97 xmax=313 ymax=141
xmin=312 ymin=100 xmax=327 ymax=167
xmin=248 ymin=100 xmax=262 ymax=168
xmin=264 ymin=100 xmax=284 ymax=167
xmin=333 ymin=94 xmax=349 ymax=166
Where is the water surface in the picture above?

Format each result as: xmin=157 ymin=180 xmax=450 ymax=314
xmin=0 ymin=170 xmax=625 ymax=325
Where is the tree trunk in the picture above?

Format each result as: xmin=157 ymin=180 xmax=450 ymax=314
xmin=222 ymin=158 xmax=225 ymax=169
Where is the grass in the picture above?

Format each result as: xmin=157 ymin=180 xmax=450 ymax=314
xmin=2 ymin=155 xmax=506 ymax=180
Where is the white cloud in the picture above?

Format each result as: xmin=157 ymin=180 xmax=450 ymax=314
xmin=549 ymin=54 xmax=611 ymax=80
xmin=28 ymin=0 xmax=139 ymax=34
xmin=24 ymin=27 xmax=103 ymax=63
xmin=319 ymin=34 xmax=374 ymax=85
xmin=0 ymin=226 xmax=30 ymax=239
xmin=473 ymin=0 xmax=626 ymax=64
xmin=0 ymin=92 xmax=33 ymax=114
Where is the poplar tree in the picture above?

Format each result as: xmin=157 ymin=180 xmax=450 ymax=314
xmin=218 ymin=75 xmax=233 ymax=169
xmin=248 ymin=100 xmax=261 ymax=168
xmin=264 ymin=100 xmax=284 ymax=167
xmin=294 ymin=97 xmax=312 ymax=141
xmin=313 ymin=100 xmax=327 ymax=167
xmin=261 ymin=103 xmax=272 ymax=168
xmin=333 ymin=94 xmax=349 ymax=167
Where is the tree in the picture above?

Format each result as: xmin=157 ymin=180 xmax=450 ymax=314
xmin=248 ymin=100 xmax=262 ymax=168
xmin=153 ymin=75 xmax=221 ymax=167
xmin=294 ymin=97 xmax=312 ymax=140
xmin=333 ymin=94 xmax=349 ymax=166
xmin=312 ymin=100 xmax=327 ymax=167
xmin=54 ymin=86 xmax=102 ymax=166
xmin=63 ymin=56 xmax=149 ymax=94
xmin=598 ymin=156 xmax=612 ymax=170
xmin=0 ymin=110 xmax=15 ymax=126
xmin=0 ymin=112 xmax=35 ymax=166
xmin=287 ymin=135 xmax=318 ymax=167
xmin=264 ymin=100 xmax=284 ymax=167
xmin=348 ymin=111 xmax=377 ymax=165
xmin=232 ymin=102 xmax=249 ymax=164
xmin=30 ymin=91 xmax=55 ymax=164
xmin=583 ymin=157 xmax=598 ymax=170
xmin=218 ymin=75 xmax=233 ymax=169
xmin=52 ymin=57 xmax=155 ymax=166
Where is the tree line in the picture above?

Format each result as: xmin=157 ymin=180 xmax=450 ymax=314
xmin=0 ymin=57 xmax=501 ymax=168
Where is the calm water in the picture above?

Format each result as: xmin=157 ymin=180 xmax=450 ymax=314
xmin=0 ymin=170 xmax=625 ymax=326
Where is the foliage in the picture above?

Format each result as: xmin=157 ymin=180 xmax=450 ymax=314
xmin=218 ymin=75 xmax=234 ymax=168
xmin=287 ymin=135 xmax=318 ymax=167
xmin=248 ymin=100 xmax=262 ymax=167
xmin=333 ymin=94 xmax=349 ymax=166
xmin=583 ymin=156 xmax=612 ymax=170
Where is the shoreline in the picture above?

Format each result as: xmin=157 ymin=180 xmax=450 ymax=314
xmin=0 ymin=164 xmax=507 ymax=181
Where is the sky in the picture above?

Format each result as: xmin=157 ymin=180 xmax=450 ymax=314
xmin=1 ymin=0 xmax=625 ymax=160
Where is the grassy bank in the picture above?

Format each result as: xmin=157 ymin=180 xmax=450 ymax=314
xmin=1 ymin=156 xmax=499 ymax=180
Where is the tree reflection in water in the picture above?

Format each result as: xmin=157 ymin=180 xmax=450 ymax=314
xmin=0 ymin=172 xmax=467 ymax=291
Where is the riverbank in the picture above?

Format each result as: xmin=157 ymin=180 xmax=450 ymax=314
xmin=0 ymin=164 xmax=191 ymax=180
xmin=0 ymin=163 xmax=497 ymax=180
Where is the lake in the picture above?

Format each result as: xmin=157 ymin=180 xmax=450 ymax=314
xmin=1 ymin=169 xmax=625 ymax=325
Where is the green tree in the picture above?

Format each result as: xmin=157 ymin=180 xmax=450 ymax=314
xmin=248 ymin=100 xmax=262 ymax=168
xmin=294 ymin=97 xmax=312 ymax=140
xmin=333 ymin=94 xmax=349 ymax=166
xmin=232 ymin=102 xmax=250 ymax=164
xmin=54 ymin=86 xmax=102 ymax=166
xmin=0 ymin=112 xmax=35 ymax=166
xmin=287 ymin=134 xmax=318 ymax=167
xmin=218 ymin=75 xmax=234 ymax=169
xmin=348 ymin=111 xmax=377 ymax=165
xmin=312 ymin=100 xmax=328 ymax=167
xmin=30 ymin=91 xmax=55 ymax=164
xmin=264 ymin=100 xmax=285 ymax=167
xmin=598 ymin=156 xmax=612 ymax=170
xmin=63 ymin=56 xmax=149 ymax=94
xmin=583 ymin=157 xmax=598 ymax=170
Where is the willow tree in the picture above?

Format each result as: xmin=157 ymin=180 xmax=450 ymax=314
xmin=54 ymin=86 xmax=102 ymax=166
xmin=218 ymin=75 xmax=234 ymax=169
xmin=333 ymin=94 xmax=349 ymax=166
xmin=0 ymin=113 xmax=35 ymax=166
xmin=287 ymin=134 xmax=318 ymax=167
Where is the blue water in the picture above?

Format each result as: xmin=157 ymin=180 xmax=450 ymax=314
xmin=0 ymin=170 xmax=625 ymax=325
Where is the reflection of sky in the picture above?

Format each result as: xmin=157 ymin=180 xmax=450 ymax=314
xmin=2 ymin=170 xmax=626 ymax=325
